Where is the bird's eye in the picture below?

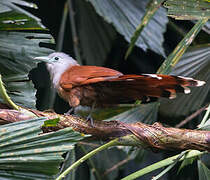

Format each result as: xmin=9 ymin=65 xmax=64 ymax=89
xmin=54 ymin=57 xmax=59 ymax=60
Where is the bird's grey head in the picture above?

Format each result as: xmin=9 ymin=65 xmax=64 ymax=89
xmin=34 ymin=52 xmax=79 ymax=87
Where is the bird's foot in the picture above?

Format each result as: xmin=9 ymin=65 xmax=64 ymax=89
xmin=64 ymin=108 xmax=75 ymax=115
xmin=86 ymin=114 xmax=94 ymax=127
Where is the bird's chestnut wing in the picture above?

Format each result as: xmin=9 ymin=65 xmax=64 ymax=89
xmin=59 ymin=66 xmax=205 ymax=100
xmin=59 ymin=65 xmax=123 ymax=89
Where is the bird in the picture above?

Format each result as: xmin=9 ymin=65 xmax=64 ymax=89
xmin=35 ymin=52 xmax=205 ymax=124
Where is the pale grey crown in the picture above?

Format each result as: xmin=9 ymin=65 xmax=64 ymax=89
xmin=46 ymin=52 xmax=79 ymax=88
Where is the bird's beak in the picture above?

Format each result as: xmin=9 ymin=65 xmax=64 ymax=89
xmin=34 ymin=56 xmax=51 ymax=63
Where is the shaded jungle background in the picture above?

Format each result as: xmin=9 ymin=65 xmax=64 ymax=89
xmin=12 ymin=0 xmax=209 ymax=179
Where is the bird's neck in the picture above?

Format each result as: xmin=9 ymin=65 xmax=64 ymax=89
xmin=46 ymin=61 xmax=79 ymax=88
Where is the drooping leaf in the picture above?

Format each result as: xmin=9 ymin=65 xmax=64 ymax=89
xmin=199 ymin=104 xmax=210 ymax=127
xmin=75 ymin=105 xmax=132 ymax=121
xmin=164 ymin=0 xmax=210 ymax=20
xmin=198 ymin=160 xmax=210 ymax=180
xmin=125 ymin=0 xmax=165 ymax=59
xmin=0 ymin=31 xmax=54 ymax=108
xmin=86 ymin=0 xmax=168 ymax=56
xmin=75 ymin=0 xmax=117 ymax=66
xmin=0 ymin=117 xmax=85 ymax=179
xmin=57 ymin=150 xmax=76 ymax=180
xmin=0 ymin=0 xmax=45 ymax=30
xmin=157 ymin=18 xmax=208 ymax=74
xmin=123 ymin=150 xmax=205 ymax=180
xmin=178 ymin=156 xmax=197 ymax=174
xmin=106 ymin=102 xmax=159 ymax=124
xmin=159 ymin=44 xmax=210 ymax=117
xmin=198 ymin=116 xmax=210 ymax=130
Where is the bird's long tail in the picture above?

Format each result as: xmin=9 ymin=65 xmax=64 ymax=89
xmin=94 ymin=74 xmax=205 ymax=104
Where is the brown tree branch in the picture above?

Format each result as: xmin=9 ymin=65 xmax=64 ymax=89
xmin=103 ymin=157 xmax=131 ymax=176
xmin=175 ymin=104 xmax=209 ymax=128
xmin=0 ymin=108 xmax=210 ymax=152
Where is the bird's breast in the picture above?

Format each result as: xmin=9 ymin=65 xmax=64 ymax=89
xmin=56 ymin=85 xmax=97 ymax=107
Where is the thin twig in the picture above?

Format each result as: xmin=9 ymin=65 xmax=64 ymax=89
xmin=68 ymin=0 xmax=82 ymax=64
xmin=79 ymin=145 xmax=102 ymax=180
xmin=103 ymin=157 xmax=131 ymax=176
xmin=175 ymin=104 xmax=209 ymax=128
xmin=56 ymin=1 xmax=69 ymax=51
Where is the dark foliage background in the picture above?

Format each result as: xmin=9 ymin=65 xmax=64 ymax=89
xmin=1 ymin=0 xmax=209 ymax=179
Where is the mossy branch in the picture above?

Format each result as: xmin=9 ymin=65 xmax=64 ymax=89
xmin=0 ymin=108 xmax=210 ymax=152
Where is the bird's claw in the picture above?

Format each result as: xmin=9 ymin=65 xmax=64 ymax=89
xmin=86 ymin=114 xmax=94 ymax=127
xmin=64 ymin=108 xmax=75 ymax=115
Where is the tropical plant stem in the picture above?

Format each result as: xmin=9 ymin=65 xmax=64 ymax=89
xmin=56 ymin=1 xmax=68 ymax=52
xmin=0 ymin=75 xmax=19 ymax=110
xmin=79 ymin=144 xmax=102 ymax=180
xmin=125 ymin=0 xmax=164 ymax=59
xmin=122 ymin=150 xmax=206 ymax=180
xmin=56 ymin=138 xmax=119 ymax=180
xmin=157 ymin=18 xmax=208 ymax=74
xmin=152 ymin=150 xmax=189 ymax=180
xmin=199 ymin=104 xmax=210 ymax=128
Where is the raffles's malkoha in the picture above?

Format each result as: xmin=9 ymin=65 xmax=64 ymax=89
xmin=35 ymin=52 xmax=205 ymax=110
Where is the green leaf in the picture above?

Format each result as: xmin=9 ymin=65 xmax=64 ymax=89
xmin=43 ymin=118 xmax=60 ymax=127
xmin=0 ymin=31 xmax=54 ymax=108
xmin=87 ymin=0 xmax=168 ymax=56
xmin=0 ymin=0 xmax=45 ymax=30
xmin=199 ymin=120 xmax=210 ymax=130
xmin=125 ymin=0 xmax=165 ymax=59
xmin=199 ymin=104 xmax=210 ymax=127
xmin=122 ymin=150 xmax=205 ymax=180
xmin=164 ymin=0 xmax=210 ymax=20
xmin=198 ymin=108 xmax=210 ymax=130
xmin=159 ymin=44 xmax=210 ymax=117
xmin=106 ymin=102 xmax=159 ymax=124
xmin=198 ymin=160 xmax=210 ymax=180
xmin=0 ymin=117 xmax=85 ymax=179
xmin=178 ymin=157 xmax=196 ymax=174
xmin=76 ymin=106 xmax=132 ymax=121
xmin=157 ymin=18 xmax=208 ymax=74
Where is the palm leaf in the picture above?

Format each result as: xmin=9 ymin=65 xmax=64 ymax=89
xmin=164 ymin=0 xmax=210 ymax=20
xmin=0 ymin=32 xmax=54 ymax=108
xmin=106 ymin=102 xmax=159 ymax=124
xmin=159 ymin=44 xmax=210 ymax=117
xmin=75 ymin=0 xmax=117 ymax=66
xmin=87 ymin=0 xmax=167 ymax=56
xmin=198 ymin=160 xmax=210 ymax=180
xmin=0 ymin=0 xmax=45 ymax=30
xmin=0 ymin=1 xmax=54 ymax=108
xmin=0 ymin=117 xmax=85 ymax=179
